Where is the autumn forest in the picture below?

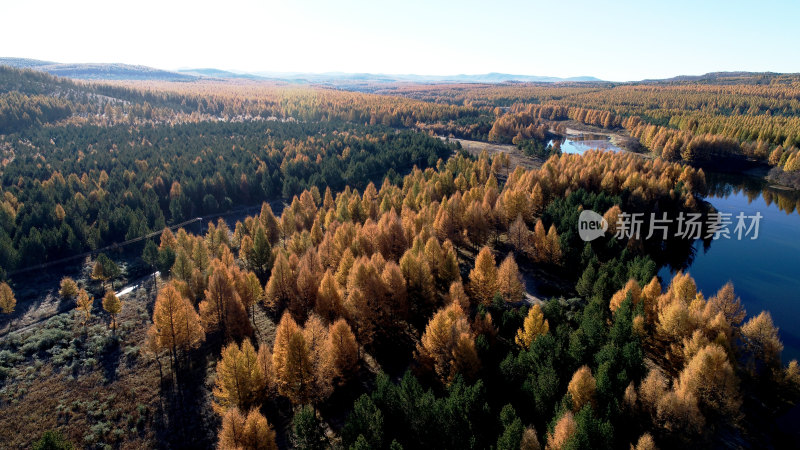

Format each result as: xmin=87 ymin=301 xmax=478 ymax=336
xmin=1 ymin=64 xmax=799 ymax=450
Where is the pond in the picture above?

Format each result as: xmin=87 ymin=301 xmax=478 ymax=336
xmin=548 ymin=131 xmax=622 ymax=154
xmin=658 ymin=172 xmax=800 ymax=362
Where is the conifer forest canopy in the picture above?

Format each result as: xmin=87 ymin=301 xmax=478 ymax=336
xmin=1 ymin=65 xmax=800 ymax=449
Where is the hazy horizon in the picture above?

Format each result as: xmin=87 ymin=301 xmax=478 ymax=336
xmin=5 ymin=55 xmax=797 ymax=83
xmin=3 ymin=0 xmax=799 ymax=82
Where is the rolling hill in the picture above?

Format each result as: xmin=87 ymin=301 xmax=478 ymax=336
xmin=0 ymin=58 xmax=198 ymax=81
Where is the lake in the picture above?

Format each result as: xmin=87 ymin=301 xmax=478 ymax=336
xmin=443 ymin=135 xmax=800 ymax=363
xmin=659 ymin=172 xmax=800 ymax=362
xmin=549 ymin=131 xmax=622 ymax=154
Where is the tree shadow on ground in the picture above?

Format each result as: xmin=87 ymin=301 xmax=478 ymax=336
xmin=155 ymin=347 xmax=217 ymax=448
xmin=98 ymin=337 xmax=122 ymax=383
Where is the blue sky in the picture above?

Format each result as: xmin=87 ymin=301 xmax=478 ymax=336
xmin=2 ymin=0 xmax=799 ymax=81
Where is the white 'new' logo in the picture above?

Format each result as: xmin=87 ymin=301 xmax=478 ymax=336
xmin=578 ymin=210 xmax=608 ymax=241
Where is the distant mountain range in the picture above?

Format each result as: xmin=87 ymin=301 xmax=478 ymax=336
xmin=2 ymin=58 xmax=795 ymax=86
xmin=0 ymin=57 xmax=601 ymax=84
xmin=642 ymin=71 xmax=793 ymax=85
xmin=235 ymin=71 xmax=603 ymax=84
xmin=175 ymin=67 xmax=265 ymax=80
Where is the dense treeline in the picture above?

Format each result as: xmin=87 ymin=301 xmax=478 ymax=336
xmin=102 ymin=79 xmax=487 ymax=130
xmin=0 ymin=66 xmax=189 ymax=129
xmin=9 ymin=65 xmax=800 ymax=168
xmin=123 ymin=149 xmax=800 ymax=449
xmin=1 ymin=65 xmax=489 ymax=135
xmin=367 ymin=83 xmax=606 ymax=108
xmin=488 ymin=107 xmax=554 ymax=144
xmin=488 ymin=104 xmax=617 ymax=144
xmin=0 ymin=91 xmax=73 ymax=133
xmin=125 ymin=75 xmax=800 ymax=165
xmin=377 ymin=75 xmax=800 ymax=166
xmin=0 ymin=66 xmax=85 ymax=97
xmin=0 ymin=120 xmax=453 ymax=272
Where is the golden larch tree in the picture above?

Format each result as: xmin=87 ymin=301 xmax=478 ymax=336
xmin=545 ymin=225 xmax=562 ymax=265
xmin=91 ymin=260 xmax=109 ymax=288
xmin=76 ymin=288 xmax=93 ymax=331
xmin=707 ymin=282 xmax=746 ymax=327
xmin=335 ymin=248 xmax=356 ymax=288
xmin=515 ymin=304 xmax=549 ymax=349
xmin=463 ymin=200 xmax=489 ymax=247
xmin=192 ymin=239 xmax=211 ymax=274
xmin=531 ymin=220 xmax=547 ymax=261
xmin=546 ymin=411 xmax=577 ymax=450
xmin=272 ymin=312 xmax=314 ymax=405
xmin=53 ymin=203 xmax=66 ymax=221
xmin=234 ymin=269 xmax=263 ymax=326
xmin=520 ymin=427 xmax=541 ymax=450
xmin=567 ymin=365 xmax=597 ymax=412
xmin=200 ymin=261 xmax=252 ymax=340
xmin=640 ymin=276 xmax=662 ymax=323
xmin=656 ymin=299 xmax=692 ymax=342
xmin=147 ymin=282 xmax=205 ymax=375
xmin=508 ymin=214 xmax=531 ymax=254
xmin=416 ymin=302 xmax=480 ymax=385
xmin=293 ymin=258 xmax=319 ymax=323
xmin=447 ymin=281 xmax=470 ymax=312
xmin=433 ymin=198 xmax=462 ymax=249
xmin=784 ymin=360 xmax=800 ymax=388
xmin=303 ymin=314 xmax=333 ymax=405
xmin=259 ymin=202 xmax=281 ymax=245
xmin=380 ymin=261 xmax=409 ymax=323
xmin=310 ymin=217 xmax=324 ymax=246
xmin=264 ymin=253 xmax=296 ymax=314
xmin=324 ymin=318 xmax=360 ymax=385
xmin=0 ymin=282 xmax=15 ymax=314
xmin=399 ymin=249 xmax=436 ymax=313
xmin=675 ymin=343 xmax=741 ymax=417
xmin=243 ymin=225 xmax=274 ymax=282
xmin=609 ymin=279 xmax=642 ymax=313
xmin=213 ymin=339 xmax=266 ymax=415
xmin=469 ymin=246 xmax=499 ymax=306
xmin=159 ymin=227 xmax=177 ymax=251
xmin=59 ymin=277 xmax=79 ymax=299
xmin=424 ymin=237 xmax=445 ymax=284
xmin=632 ymin=433 xmax=657 ymax=450
xmin=669 ymin=272 xmax=697 ymax=305
xmin=531 ymin=182 xmax=544 ymax=216
xmin=438 ymin=240 xmax=460 ymax=288
xmin=315 ymin=270 xmax=343 ymax=322
xmin=218 ymin=407 xmax=278 ymax=450
xmin=376 ymin=208 xmax=408 ymax=260
xmin=344 ymin=257 xmax=384 ymax=346
xmin=102 ymin=290 xmax=122 ymax=331
xmin=603 ymin=205 xmax=622 ymax=235
xmin=741 ymin=311 xmax=783 ymax=376
xmin=497 ymin=253 xmax=525 ymax=303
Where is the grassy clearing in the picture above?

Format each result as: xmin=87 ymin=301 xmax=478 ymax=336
xmin=0 ymin=279 xmax=161 ymax=448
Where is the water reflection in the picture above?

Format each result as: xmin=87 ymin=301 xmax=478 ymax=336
xmin=661 ymin=170 xmax=800 ymax=362
xmin=548 ymin=132 xmax=622 ymax=155
xmin=704 ymin=171 xmax=800 ymax=216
